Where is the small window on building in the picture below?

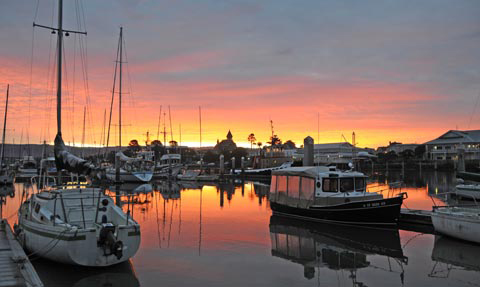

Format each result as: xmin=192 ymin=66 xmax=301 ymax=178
xmin=445 ymin=146 xmax=451 ymax=150
xmin=340 ymin=178 xmax=354 ymax=192
xmin=322 ymin=178 xmax=338 ymax=192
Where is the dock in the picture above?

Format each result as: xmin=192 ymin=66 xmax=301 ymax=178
xmin=0 ymin=219 xmax=43 ymax=287
xmin=398 ymin=209 xmax=435 ymax=234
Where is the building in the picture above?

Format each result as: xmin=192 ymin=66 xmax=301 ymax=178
xmin=214 ymin=130 xmax=237 ymax=152
xmin=293 ymin=142 xmax=375 ymax=164
xmin=376 ymin=142 xmax=419 ymax=154
xmin=425 ymin=130 xmax=480 ymax=161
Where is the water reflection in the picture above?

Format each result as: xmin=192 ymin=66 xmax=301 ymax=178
xmin=269 ymin=215 xmax=407 ymax=285
xmin=33 ymin=259 xmax=139 ymax=287
xmin=430 ymin=236 xmax=480 ymax=279
xmin=4 ymin=171 xmax=480 ymax=286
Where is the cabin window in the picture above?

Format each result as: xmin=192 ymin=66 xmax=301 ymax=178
xmin=340 ymin=178 xmax=354 ymax=192
xmin=270 ymin=176 xmax=277 ymax=196
xmin=322 ymin=178 xmax=338 ymax=192
xmin=354 ymin=177 xmax=365 ymax=191
xmin=299 ymin=177 xmax=315 ymax=208
xmin=277 ymin=176 xmax=288 ymax=204
xmin=287 ymin=176 xmax=300 ymax=198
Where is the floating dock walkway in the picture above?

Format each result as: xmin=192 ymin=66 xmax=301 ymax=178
xmin=0 ymin=219 xmax=43 ymax=287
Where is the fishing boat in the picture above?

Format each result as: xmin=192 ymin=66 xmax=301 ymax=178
xmin=15 ymin=1 xmax=140 ymax=267
xmin=269 ymin=166 xmax=407 ymax=225
xmin=431 ymin=206 xmax=480 ymax=244
xmin=104 ymin=28 xmax=153 ymax=183
xmin=153 ymin=153 xmax=182 ymax=178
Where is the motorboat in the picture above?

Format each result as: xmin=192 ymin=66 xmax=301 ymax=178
xmin=105 ymin=152 xmax=153 ymax=183
xmin=269 ymin=166 xmax=407 ymax=225
xmin=16 ymin=156 xmax=38 ymax=178
xmin=154 ymin=153 xmax=182 ymax=178
xmin=431 ymin=206 xmax=480 ymax=244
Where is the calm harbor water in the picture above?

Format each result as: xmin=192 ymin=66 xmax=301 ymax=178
xmin=2 ymin=170 xmax=479 ymax=287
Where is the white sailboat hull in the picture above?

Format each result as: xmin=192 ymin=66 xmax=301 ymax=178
xmin=19 ymin=220 xmax=140 ymax=266
xmin=455 ymin=184 xmax=480 ymax=200
xmin=431 ymin=208 xmax=480 ymax=244
xmin=106 ymin=169 xmax=153 ymax=183
xmin=17 ymin=188 xmax=141 ymax=267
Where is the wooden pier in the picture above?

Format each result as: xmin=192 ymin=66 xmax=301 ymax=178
xmin=0 ymin=219 xmax=43 ymax=287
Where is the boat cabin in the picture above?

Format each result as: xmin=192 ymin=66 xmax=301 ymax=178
xmin=270 ymin=166 xmax=380 ymax=208
xmin=159 ymin=154 xmax=181 ymax=166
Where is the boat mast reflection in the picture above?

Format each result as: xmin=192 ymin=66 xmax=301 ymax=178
xmin=269 ymin=215 xmax=408 ymax=285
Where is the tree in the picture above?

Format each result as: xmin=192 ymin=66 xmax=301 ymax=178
xmin=127 ymin=139 xmax=141 ymax=154
xmin=399 ymin=149 xmax=415 ymax=161
xmin=247 ymin=133 xmax=256 ymax=150
xmin=415 ymin=145 xmax=426 ymax=159
xmin=169 ymin=140 xmax=178 ymax=147
xmin=283 ymin=140 xmax=296 ymax=149
xmin=257 ymin=142 xmax=262 ymax=149
xmin=268 ymin=135 xmax=282 ymax=148
xmin=203 ymin=150 xmax=219 ymax=163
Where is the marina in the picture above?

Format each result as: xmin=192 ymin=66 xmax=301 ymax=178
xmin=1 ymin=0 xmax=480 ymax=286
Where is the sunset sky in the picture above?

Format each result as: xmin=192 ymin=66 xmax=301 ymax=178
xmin=1 ymin=0 xmax=480 ymax=148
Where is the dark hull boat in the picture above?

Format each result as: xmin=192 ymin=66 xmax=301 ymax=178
xmin=271 ymin=195 xmax=404 ymax=225
xmin=269 ymin=166 xmax=406 ymax=226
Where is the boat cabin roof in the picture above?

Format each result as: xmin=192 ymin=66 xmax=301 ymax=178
xmin=160 ymin=154 xmax=181 ymax=160
xmin=272 ymin=166 xmax=366 ymax=179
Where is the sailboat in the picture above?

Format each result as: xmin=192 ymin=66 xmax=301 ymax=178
xmin=0 ymin=85 xmax=13 ymax=185
xmin=15 ymin=0 xmax=140 ymax=266
xmin=105 ymin=27 xmax=153 ymax=183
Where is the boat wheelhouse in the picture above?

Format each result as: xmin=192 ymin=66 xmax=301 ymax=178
xmin=269 ymin=166 xmax=406 ymax=225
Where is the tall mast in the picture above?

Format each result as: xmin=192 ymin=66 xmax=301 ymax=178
xmin=119 ymin=27 xmax=123 ymax=148
xmin=81 ymin=106 xmax=86 ymax=147
xmin=0 ymin=85 xmax=9 ymax=169
xmin=56 ymin=0 xmax=63 ymax=136
xmin=199 ymin=106 xmax=202 ymax=148
xmin=163 ymin=112 xmax=166 ymax=147
xmin=168 ymin=105 xmax=173 ymax=143
xmin=156 ymin=105 xmax=162 ymax=140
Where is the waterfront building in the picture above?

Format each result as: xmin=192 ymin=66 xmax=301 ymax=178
xmin=214 ymin=130 xmax=237 ymax=152
xmin=376 ymin=142 xmax=419 ymax=154
xmin=425 ymin=130 xmax=480 ymax=161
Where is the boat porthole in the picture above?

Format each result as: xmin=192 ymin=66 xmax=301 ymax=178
xmin=316 ymin=182 xmax=321 ymax=188
xmin=102 ymin=199 xmax=109 ymax=206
